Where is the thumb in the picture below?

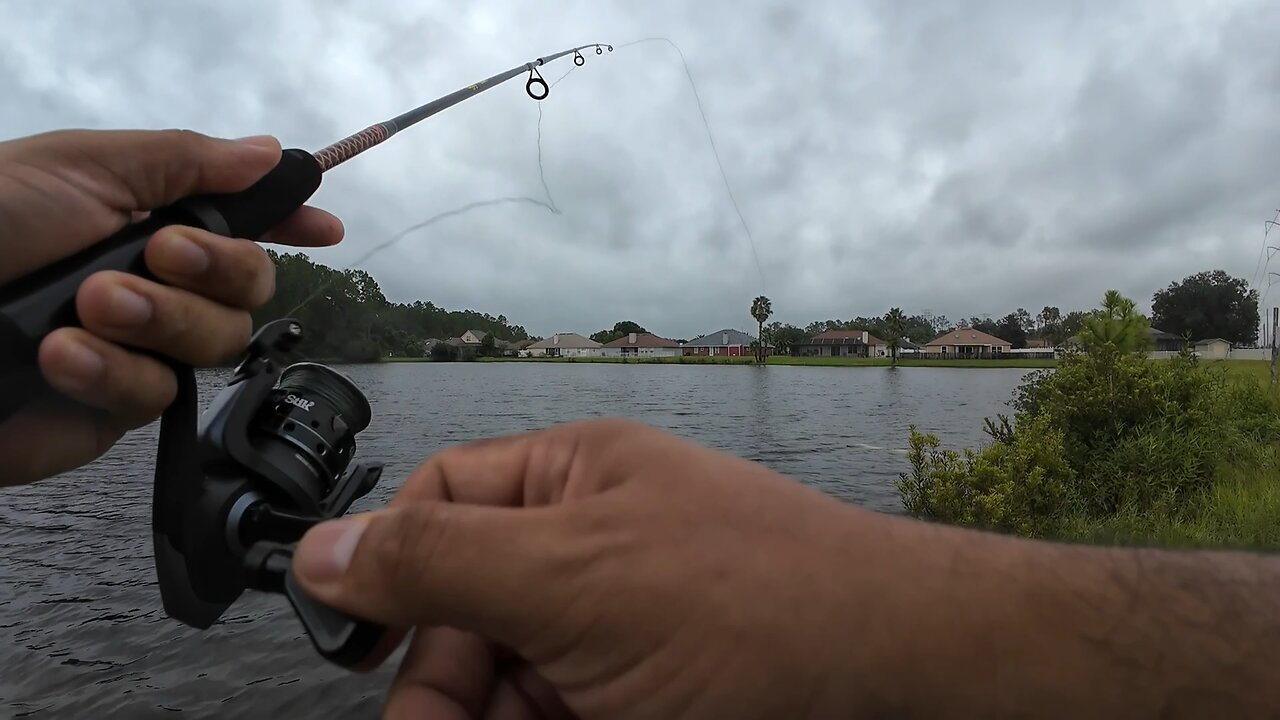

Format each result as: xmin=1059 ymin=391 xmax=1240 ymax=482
xmin=292 ymin=502 xmax=576 ymax=646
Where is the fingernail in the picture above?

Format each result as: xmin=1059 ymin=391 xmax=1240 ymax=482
xmin=158 ymin=231 xmax=210 ymax=275
xmin=107 ymin=285 xmax=152 ymax=326
xmin=295 ymin=517 xmax=367 ymax=583
xmin=57 ymin=341 xmax=104 ymax=388
xmin=233 ymin=134 xmax=279 ymax=151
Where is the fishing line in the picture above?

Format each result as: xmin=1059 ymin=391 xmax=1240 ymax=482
xmin=291 ymin=35 xmax=768 ymax=318
xmin=614 ymin=36 xmax=768 ymax=293
xmin=285 ymin=196 xmax=557 ymax=316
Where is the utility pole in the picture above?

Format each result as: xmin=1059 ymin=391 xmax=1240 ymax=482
xmin=1270 ymin=307 xmax=1278 ymax=388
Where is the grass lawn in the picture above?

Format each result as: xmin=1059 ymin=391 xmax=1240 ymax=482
xmin=382 ymin=355 xmax=1060 ymax=368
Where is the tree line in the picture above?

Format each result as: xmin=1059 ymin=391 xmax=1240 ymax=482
xmin=252 ymin=252 xmax=1260 ymax=363
xmin=755 ymin=268 xmax=1261 ymax=357
xmin=251 ymin=250 xmax=534 ymax=361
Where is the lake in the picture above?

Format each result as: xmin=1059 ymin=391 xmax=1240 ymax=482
xmin=0 ymin=362 xmax=1036 ymax=717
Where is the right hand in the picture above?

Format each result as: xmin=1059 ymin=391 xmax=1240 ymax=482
xmin=292 ymin=418 xmax=893 ymax=719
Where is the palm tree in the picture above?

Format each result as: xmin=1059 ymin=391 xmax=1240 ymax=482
xmin=750 ymin=295 xmax=773 ymax=364
xmin=884 ymin=307 xmax=907 ymax=365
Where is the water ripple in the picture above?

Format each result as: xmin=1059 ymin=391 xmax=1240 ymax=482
xmin=1 ymin=362 xmax=1031 ymax=715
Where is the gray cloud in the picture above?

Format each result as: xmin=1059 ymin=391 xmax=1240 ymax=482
xmin=2 ymin=0 xmax=1278 ymax=338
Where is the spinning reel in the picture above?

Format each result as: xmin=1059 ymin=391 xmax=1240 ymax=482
xmin=152 ymin=318 xmax=386 ymax=667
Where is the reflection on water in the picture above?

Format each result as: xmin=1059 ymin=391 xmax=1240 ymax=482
xmin=0 ymin=362 xmax=1033 ymax=716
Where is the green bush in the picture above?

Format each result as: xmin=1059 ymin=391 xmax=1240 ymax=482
xmin=897 ymin=414 xmax=1074 ymax=537
xmin=897 ymin=291 xmax=1280 ymax=539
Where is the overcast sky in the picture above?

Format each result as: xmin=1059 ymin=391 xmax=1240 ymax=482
xmin=4 ymin=1 xmax=1279 ymax=339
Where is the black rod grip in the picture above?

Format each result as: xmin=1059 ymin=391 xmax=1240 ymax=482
xmin=0 ymin=148 xmax=322 ymax=426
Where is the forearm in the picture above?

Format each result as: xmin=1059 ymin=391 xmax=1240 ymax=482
xmin=854 ymin=512 xmax=1280 ymax=717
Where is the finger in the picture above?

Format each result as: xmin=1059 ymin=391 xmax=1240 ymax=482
xmin=261 ymin=205 xmax=344 ymax=248
xmin=145 ymin=225 xmax=276 ymax=310
xmin=488 ymin=665 xmax=576 ymax=720
xmin=38 ymin=326 xmax=177 ymax=428
xmin=392 ymin=418 xmax=640 ymax=509
xmin=292 ymin=501 xmax=584 ymax=646
xmin=7 ymin=128 xmax=282 ymax=213
xmin=76 ymin=270 xmax=251 ymax=366
xmin=0 ymin=396 xmax=116 ymax=487
xmin=384 ymin=626 xmax=495 ymax=720
xmin=350 ymin=625 xmax=410 ymax=674
xmin=483 ymin=678 xmax=542 ymax=720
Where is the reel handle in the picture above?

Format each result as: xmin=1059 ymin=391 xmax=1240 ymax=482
xmin=246 ymin=541 xmax=387 ymax=668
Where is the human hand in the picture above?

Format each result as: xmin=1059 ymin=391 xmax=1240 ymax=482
xmin=292 ymin=419 xmax=893 ymax=719
xmin=0 ymin=129 xmax=342 ymax=485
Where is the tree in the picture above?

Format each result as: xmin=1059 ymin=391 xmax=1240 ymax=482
xmin=1079 ymin=290 xmax=1152 ymax=353
xmin=766 ymin=322 xmax=808 ymax=356
xmin=884 ymin=307 xmax=907 ymax=365
xmin=590 ymin=321 xmax=647 ymax=344
xmin=479 ymin=333 xmax=497 ymax=357
xmin=1059 ymin=311 xmax=1088 ymax=343
xmin=252 ymin=250 xmax=533 ymax=362
xmin=1151 ymin=269 xmax=1259 ymax=345
xmin=997 ymin=313 xmax=1029 ymax=349
xmin=750 ymin=295 xmax=773 ymax=363
xmin=1037 ymin=306 xmax=1061 ymax=334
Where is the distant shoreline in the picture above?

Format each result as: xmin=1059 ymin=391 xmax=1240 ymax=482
xmin=380 ymin=356 xmax=1061 ymax=369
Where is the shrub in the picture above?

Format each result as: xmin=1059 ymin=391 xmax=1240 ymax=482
xmin=898 ymin=290 xmax=1280 ymax=538
xmin=897 ymin=415 xmax=1074 ymax=537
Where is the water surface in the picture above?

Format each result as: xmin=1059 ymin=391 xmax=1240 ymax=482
xmin=0 ymin=362 xmax=1035 ymax=716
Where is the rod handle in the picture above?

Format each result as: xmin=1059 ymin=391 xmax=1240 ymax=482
xmin=0 ymin=149 xmax=322 ymax=426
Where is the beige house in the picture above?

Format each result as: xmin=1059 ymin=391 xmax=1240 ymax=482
xmin=1194 ymin=338 xmax=1232 ymax=360
xmin=793 ymin=330 xmax=888 ymax=358
xmin=925 ymin=327 xmax=1013 ymax=357
xmin=527 ymin=333 xmax=604 ymax=358
xmin=602 ymin=332 xmax=682 ymax=358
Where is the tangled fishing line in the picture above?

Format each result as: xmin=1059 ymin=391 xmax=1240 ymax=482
xmin=291 ymin=36 xmax=767 ymax=317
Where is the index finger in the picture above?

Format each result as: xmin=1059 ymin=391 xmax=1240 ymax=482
xmin=390 ymin=418 xmax=645 ymax=510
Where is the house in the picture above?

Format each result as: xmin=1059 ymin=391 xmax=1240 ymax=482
xmin=897 ymin=338 xmax=924 ymax=355
xmin=1150 ymin=327 xmax=1187 ymax=352
xmin=526 ymin=333 xmax=604 ymax=358
xmin=681 ymin=328 xmax=766 ymax=357
xmin=1194 ymin=337 xmax=1232 ymax=360
xmin=792 ymin=330 xmax=886 ymax=358
xmin=925 ymin=327 xmax=1012 ymax=357
xmin=1025 ymin=337 xmax=1055 ymax=349
xmin=459 ymin=329 xmax=488 ymax=345
xmin=602 ymin=332 xmax=682 ymax=358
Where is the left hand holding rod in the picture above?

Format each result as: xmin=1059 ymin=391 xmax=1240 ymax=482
xmin=0 ymin=129 xmax=343 ymax=486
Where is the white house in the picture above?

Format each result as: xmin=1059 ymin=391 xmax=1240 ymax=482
xmin=1194 ymin=338 xmax=1232 ymax=360
xmin=601 ymin=332 xmax=682 ymax=358
xmin=526 ymin=333 xmax=604 ymax=358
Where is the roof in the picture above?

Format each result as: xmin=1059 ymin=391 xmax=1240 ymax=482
xmin=1149 ymin=327 xmax=1183 ymax=340
xmin=803 ymin=329 xmax=887 ymax=346
xmin=511 ymin=339 xmax=535 ymax=349
xmin=527 ymin=333 xmax=603 ymax=349
xmin=604 ymin=332 xmax=681 ymax=348
xmin=683 ymin=328 xmax=758 ymax=347
xmin=926 ymin=327 xmax=1012 ymax=347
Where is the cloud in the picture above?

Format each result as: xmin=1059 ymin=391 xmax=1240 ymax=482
xmin=3 ymin=0 xmax=1278 ymax=337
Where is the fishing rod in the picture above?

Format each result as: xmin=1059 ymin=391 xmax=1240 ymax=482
xmin=0 ymin=42 xmax=612 ymax=427
xmin=0 ymin=43 xmax=613 ymax=669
